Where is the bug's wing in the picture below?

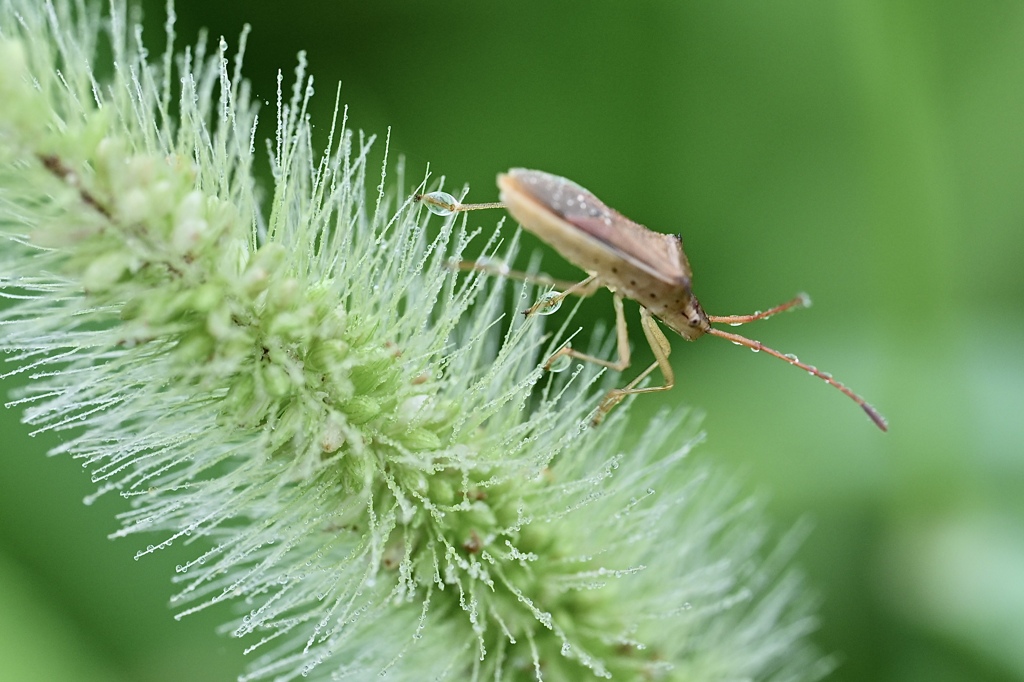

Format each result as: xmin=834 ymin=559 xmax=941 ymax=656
xmin=500 ymin=169 xmax=693 ymax=287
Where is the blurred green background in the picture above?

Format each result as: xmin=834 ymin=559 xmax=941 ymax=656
xmin=2 ymin=1 xmax=1023 ymax=680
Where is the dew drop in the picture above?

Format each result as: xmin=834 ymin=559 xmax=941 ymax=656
xmin=729 ymin=322 xmax=743 ymax=327
xmin=784 ymin=353 xmax=799 ymax=362
xmin=750 ymin=347 xmax=760 ymax=353
xmin=418 ymin=191 xmax=459 ymax=216
xmin=475 ymin=256 xmax=509 ymax=276
xmin=548 ymin=354 xmax=572 ymax=373
xmin=534 ymin=291 xmax=563 ymax=315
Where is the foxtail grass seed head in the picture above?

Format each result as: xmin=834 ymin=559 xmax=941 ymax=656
xmin=1 ymin=1 xmax=829 ymax=680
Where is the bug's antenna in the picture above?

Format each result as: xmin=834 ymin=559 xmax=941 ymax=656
xmin=705 ymin=326 xmax=888 ymax=431
xmin=706 ymin=293 xmax=810 ymax=325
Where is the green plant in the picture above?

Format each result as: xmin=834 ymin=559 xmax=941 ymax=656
xmin=0 ymin=1 xmax=828 ymax=679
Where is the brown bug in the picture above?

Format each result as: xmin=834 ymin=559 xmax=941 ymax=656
xmin=417 ymin=169 xmax=887 ymax=430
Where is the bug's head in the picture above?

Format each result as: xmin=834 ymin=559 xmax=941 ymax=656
xmin=674 ymin=294 xmax=711 ymax=341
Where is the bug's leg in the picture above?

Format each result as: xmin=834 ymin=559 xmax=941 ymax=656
xmin=543 ymin=292 xmax=631 ymax=372
xmin=415 ymin=191 xmax=505 ymax=216
xmin=449 ymin=259 xmax=589 ymax=294
xmin=593 ymin=307 xmax=675 ymax=425
xmin=523 ymin=274 xmax=601 ymax=316
xmin=417 ymin=191 xmax=604 ymax=308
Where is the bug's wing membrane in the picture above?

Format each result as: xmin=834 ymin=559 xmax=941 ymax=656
xmin=573 ymin=214 xmax=693 ymax=286
xmin=500 ymin=169 xmax=693 ymax=289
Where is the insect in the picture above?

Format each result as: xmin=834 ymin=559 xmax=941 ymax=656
xmin=416 ymin=169 xmax=887 ymax=430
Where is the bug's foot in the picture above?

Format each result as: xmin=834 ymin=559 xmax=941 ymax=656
xmin=522 ymin=291 xmax=564 ymax=317
xmin=543 ymin=347 xmax=573 ymax=372
xmin=591 ymin=390 xmax=626 ymax=426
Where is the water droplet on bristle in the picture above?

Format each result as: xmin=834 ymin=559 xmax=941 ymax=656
xmin=475 ymin=256 xmax=509 ymax=276
xmin=548 ymin=354 xmax=572 ymax=373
